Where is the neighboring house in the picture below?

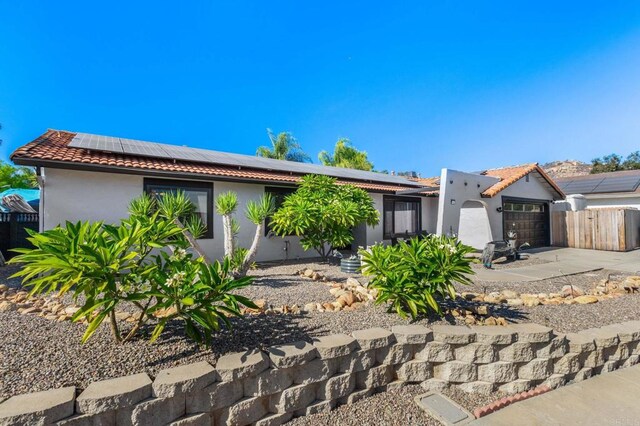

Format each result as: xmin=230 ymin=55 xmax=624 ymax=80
xmin=554 ymin=170 xmax=640 ymax=210
xmin=10 ymin=130 xmax=432 ymax=262
xmin=405 ymin=164 xmax=565 ymax=250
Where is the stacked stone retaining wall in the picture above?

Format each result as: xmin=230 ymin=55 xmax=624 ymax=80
xmin=2 ymin=321 xmax=640 ymax=425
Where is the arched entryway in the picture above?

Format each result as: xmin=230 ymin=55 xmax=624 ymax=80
xmin=457 ymin=200 xmax=492 ymax=250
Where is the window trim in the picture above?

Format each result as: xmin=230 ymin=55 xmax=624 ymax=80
xmin=143 ymin=178 xmax=214 ymax=239
xmin=383 ymin=195 xmax=422 ymax=239
xmin=264 ymin=185 xmax=297 ymax=236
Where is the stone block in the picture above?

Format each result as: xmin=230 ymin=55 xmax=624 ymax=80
xmin=454 ymin=343 xmax=497 ymax=364
xmin=352 ymin=327 xmax=396 ymax=350
xmin=376 ymin=344 xmax=413 ymax=365
xmin=379 ymin=380 xmax=407 ymax=392
xmin=599 ymin=322 xmax=640 ymax=343
xmin=420 ymin=378 xmax=450 ymax=393
xmin=581 ymin=349 xmax=604 ymax=368
xmin=218 ymin=396 xmax=269 ymax=426
xmin=296 ymin=399 xmax=336 ymax=416
xmin=499 ymin=342 xmax=535 ymax=362
xmin=338 ymin=388 xmax=372 ymax=405
xmin=554 ymin=353 xmax=581 ymax=375
xmin=458 ymin=381 xmax=495 ymax=394
xmin=267 ymin=341 xmax=318 ymax=368
xmin=121 ymin=396 xmax=185 ymax=425
xmin=391 ymin=325 xmax=433 ymax=344
xmin=415 ymin=342 xmax=454 ymax=362
xmin=564 ymin=332 xmax=596 ymax=352
xmin=431 ymin=325 xmax=476 ymax=344
xmin=518 ymin=358 xmax=552 ymax=380
xmin=510 ymin=323 xmax=553 ymax=343
xmin=433 ymin=361 xmax=477 ymax=383
xmin=244 ymin=367 xmax=294 ymax=397
xmin=601 ymin=360 xmax=619 ymax=373
xmin=535 ymin=337 xmax=568 ymax=359
xmin=168 ymin=413 xmax=211 ymax=426
xmin=294 ymin=358 xmax=339 ymax=385
xmin=623 ymin=354 xmax=640 ymax=368
xmin=76 ymin=373 xmax=151 ymax=414
xmin=215 ymin=349 xmax=269 ymax=381
xmin=471 ymin=326 xmax=516 ymax=345
xmin=0 ymin=386 xmax=75 ymax=425
xmin=54 ymin=411 xmax=116 ymax=426
xmin=608 ymin=343 xmax=630 ymax=361
xmin=186 ymin=379 xmax=243 ymax=413
xmin=355 ymin=365 xmax=393 ymax=389
xmin=337 ymin=350 xmax=376 ymax=373
xmin=581 ymin=328 xmax=619 ymax=348
xmin=317 ymin=373 xmax=355 ymax=400
xmin=153 ymin=361 xmax=216 ymax=398
xmin=544 ymin=374 xmax=566 ymax=389
xmin=312 ymin=334 xmax=358 ymax=358
xmin=498 ymin=379 xmax=533 ymax=394
xmin=477 ymin=361 xmax=517 ymax=383
xmin=255 ymin=412 xmax=293 ymax=426
xmin=396 ymin=360 xmax=433 ymax=382
xmin=572 ymin=367 xmax=593 ymax=382
xmin=270 ymin=383 xmax=317 ymax=413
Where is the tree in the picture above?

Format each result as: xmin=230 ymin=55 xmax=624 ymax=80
xmin=0 ymin=160 xmax=38 ymax=190
xmin=256 ymin=129 xmax=310 ymax=162
xmin=215 ymin=191 xmax=275 ymax=276
xmin=318 ymin=138 xmax=374 ymax=171
xmin=623 ymin=151 xmax=640 ymax=170
xmin=591 ymin=151 xmax=640 ymax=174
xmin=270 ymin=174 xmax=379 ymax=260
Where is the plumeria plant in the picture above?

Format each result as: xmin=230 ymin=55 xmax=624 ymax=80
xmin=10 ymin=192 xmax=256 ymax=344
xmin=359 ymin=235 xmax=475 ymax=319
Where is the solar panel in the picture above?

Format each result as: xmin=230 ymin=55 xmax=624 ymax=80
xmin=561 ymin=180 xmax=602 ymax=194
xmin=68 ymin=132 xmax=419 ymax=186
xmin=592 ymin=175 xmax=640 ymax=194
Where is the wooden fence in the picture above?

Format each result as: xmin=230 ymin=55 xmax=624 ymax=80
xmin=552 ymin=208 xmax=640 ymax=252
xmin=0 ymin=212 xmax=39 ymax=260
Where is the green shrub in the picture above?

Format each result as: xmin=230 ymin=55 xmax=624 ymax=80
xmin=359 ymin=236 xmax=475 ymax=319
xmin=10 ymin=192 xmax=256 ymax=344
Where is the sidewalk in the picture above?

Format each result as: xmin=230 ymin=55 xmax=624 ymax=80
xmin=472 ymin=364 xmax=640 ymax=425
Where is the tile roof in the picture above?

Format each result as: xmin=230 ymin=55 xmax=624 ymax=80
xmin=480 ymin=163 xmax=564 ymax=198
xmin=409 ymin=176 xmax=441 ymax=196
xmin=11 ymin=130 xmax=419 ymax=193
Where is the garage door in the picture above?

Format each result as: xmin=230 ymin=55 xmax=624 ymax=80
xmin=502 ymin=199 xmax=550 ymax=248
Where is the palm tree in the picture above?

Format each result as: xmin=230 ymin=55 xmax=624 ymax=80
xmin=256 ymin=129 xmax=310 ymax=162
xmin=318 ymin=138 xmax=374 ymax=171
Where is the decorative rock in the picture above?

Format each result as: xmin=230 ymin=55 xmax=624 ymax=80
xmin=506 ymin=298 xmax=524 ymax=307
xmin=0 ymin=386 xmax=75 ymax=425
xmin=346 ymin=277 xmax=360 ymax=287
xmin=303 ymin=269 xmax=314 ymax=278
xmin=215 ymin=349 xmax=270 ymax=381
xmin=478 ymin=361 xmax=517 ymax=383
xmin=0 ymin=301 xmax=15 ymax=312
xmin=431 ymin=325 xmax=476 ymax=344
xmin=561 ymin=285 xmax=585 ymax=297
xmin=574 ymin=295 xmax=598 ymax=304
xmin=352 ymin=327 xmax=395 ymax=350
xmin=312 ymin=334 xmax=358 ymax=359
xmin=76 ymin=373 xmax=151 ymax=414
xmin=391 ymin=325 xmax=433 ymax=344
xmin=153 ymin=361 xmax=216 ymax=398
xmin=502 ymin=290 xmax=519 ymax=299
xmin=268 ymin=341 xmax=319 ymax=368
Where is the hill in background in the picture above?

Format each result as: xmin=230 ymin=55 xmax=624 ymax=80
xmin=542 ymin=160 xmax=591 ymax=178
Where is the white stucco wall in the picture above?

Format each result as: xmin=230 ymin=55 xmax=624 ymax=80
xmin=457 ymin=201 xmax=492 ymax=249
xmin=436 ymin=168 xmax=561 ymax=247
xmin=584 ymin=196 xmax=640 ymax=210
xmin=41 ymin=167 xmax=420 ymax=262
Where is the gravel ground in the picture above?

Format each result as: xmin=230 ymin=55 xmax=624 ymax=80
xmin=287 ymin=384 xmax=503 ymax=426
xmin=470 ymin=253 xmax=550 ymax=270
xmin=2 ymin=260 xmax=640 ymax=399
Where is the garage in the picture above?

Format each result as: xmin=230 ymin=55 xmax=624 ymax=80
xmin=502 ymin=198 xmax=550 ymax=248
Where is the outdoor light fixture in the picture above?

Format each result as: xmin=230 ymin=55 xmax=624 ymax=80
xmin=496 ymin=207 xmax=503 ymax=213
xmin=450 ymin=199 xmax=456 ymax=205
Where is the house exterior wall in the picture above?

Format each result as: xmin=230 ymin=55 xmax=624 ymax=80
xmin=583 ymin=196 xmax=640 ymax=210
xmin=41 ymin=168 xmax=432 ymax=262
xmin=436 ymin=169 xmax=560 ymax=249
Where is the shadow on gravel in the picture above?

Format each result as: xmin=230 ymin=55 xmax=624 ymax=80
xmin=409 ymin=298 xmax=530 ymax=325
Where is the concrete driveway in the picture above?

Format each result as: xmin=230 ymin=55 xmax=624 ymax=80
xmin=472 ymin=364 xmax=640 ymax=425
xmin=474 ymin=247 xmax=640 ymax=282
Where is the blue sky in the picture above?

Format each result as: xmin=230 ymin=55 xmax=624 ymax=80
xmin=1 ymin=2 xmax=640 ymax=176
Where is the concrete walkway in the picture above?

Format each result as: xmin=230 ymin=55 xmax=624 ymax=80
xmin=474 ymin=247 xmax=640 ymax=282
xmin=472 ymin=364 xmax=640 ymax=425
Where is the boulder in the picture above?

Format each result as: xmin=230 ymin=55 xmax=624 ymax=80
xmin=346 ymin=277 xmax=360 ymax=288
xmin=574 ymin=295 xmax=598 ymax=304
xmin=502 ymin=290 xmax=519 ymax=299
xmin=0 ymin=301 xmax=16 ymax=312
xmin=561 ymin=285 xmax=585 ymax=297
xmin=506 ymin=298 xmax=524 ymax=307
xmin=303 ymin=269 xmax=314 ymax=278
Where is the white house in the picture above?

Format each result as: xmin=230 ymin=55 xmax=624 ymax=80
xmin=554 ymin=170 xmax=640 ymax=210
xmin=11 ymin=130 xmax=565 ymax=258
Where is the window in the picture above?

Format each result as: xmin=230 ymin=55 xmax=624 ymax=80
xmin=143 ymin=178 xmax=213 ymax=239
xmin=264 ymin=186 xmax=297 ymax=236
xmin=383 ymin=196 xmax=422 ymax=239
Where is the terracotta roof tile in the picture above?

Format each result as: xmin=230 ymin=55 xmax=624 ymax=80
xmin=481 ymin=163 xmax=564 ymax=198
xmin=11 ymin=130 xmax=417 ymax=193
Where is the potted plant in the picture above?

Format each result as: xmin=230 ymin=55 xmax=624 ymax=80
xmin=341 ymin=254 xmax=361 ymax=274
